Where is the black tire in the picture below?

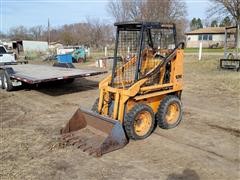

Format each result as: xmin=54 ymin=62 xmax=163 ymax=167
xmin=156 ymin=95 xmax=182 ymax=129
xmin=0 ymin=70 xmax=4 ymax=89
xmin=124 ymin=104 xmax=155 ymax=140
xmin=91 ymin=98 xmax=99 ymax=113
xmin=64 ymin=78 xmax=75 ymax=84
xmin=2 ymin=71 xmax=14 ymax=91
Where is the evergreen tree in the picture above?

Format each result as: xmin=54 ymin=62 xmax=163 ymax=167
xmin=211 ymin=20 xmax=218 ymax=27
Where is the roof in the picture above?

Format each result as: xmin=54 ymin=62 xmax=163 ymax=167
xmin=49 ymin=41 xmax=62 ymax=45
xmin=186 ymin=26 xmax=237 ymax=35
xmin=114 ymin=21 xmax=175 ymax=29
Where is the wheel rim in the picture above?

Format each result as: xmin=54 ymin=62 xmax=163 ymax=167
xmin=134 ymin=111 xmax=152 ymax=136
xmin=165 ymin=103 xmax=180 ymax=124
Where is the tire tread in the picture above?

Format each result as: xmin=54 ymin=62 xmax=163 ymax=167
xmin=124 ymin=103 xmax=155 ymax=140
xmin=156 ymin=95 xmax=182 ymax=129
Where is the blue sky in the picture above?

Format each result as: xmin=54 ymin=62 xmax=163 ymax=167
xmin=1 ymin=0 xmax=211 ymax=33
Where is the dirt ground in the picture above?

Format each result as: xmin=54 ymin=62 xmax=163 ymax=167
xmin=0 ymin=54 xmax=239 ymax=180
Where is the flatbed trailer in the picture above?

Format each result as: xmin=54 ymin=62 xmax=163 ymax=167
xmin=0 ymin=63 xmax=107 ymax=91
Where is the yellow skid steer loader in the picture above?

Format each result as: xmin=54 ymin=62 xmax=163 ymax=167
xmin=61 ymin=22 xmax=184 ymax=157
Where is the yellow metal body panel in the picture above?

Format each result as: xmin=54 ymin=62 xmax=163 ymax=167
xmin=97 ymin=49 xmax=184 ymax=124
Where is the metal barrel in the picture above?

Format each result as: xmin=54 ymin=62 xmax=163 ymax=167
xmin=60 ymin=108 xmax=128 ymax=157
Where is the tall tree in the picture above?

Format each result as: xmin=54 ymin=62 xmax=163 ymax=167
xmin=211 ymin=20 xmax=218 ymax=27
xmin=107 ymin=0 xmax=188 ymax=41
xmin=108 ymin=0 xmax=187 ymax=22
xmin=9 ymin=26 xmax=30 ymax=40
xmin=190 ymin=18 xmax=203 ymax=30
xmin=190 ymin=18 xmax=197 ymax=30
xmin=29 ymin=25 xmax=44 ymax=40
xmin=197 ymin=18 xmax=203 ymax=28
xmin=219 ymin=16 xmax=232 ymax=27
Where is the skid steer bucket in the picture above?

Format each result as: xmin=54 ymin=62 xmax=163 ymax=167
xmin=60 ymin=108 xmax=128 ymax=157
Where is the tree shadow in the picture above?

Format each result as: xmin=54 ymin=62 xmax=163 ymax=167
xmin=167 ymin=169 xmax=200 ymax=180
xmin=24 ymin=78 xmax=99 ymax=96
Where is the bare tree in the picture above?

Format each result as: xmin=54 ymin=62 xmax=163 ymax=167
xmin=202 ymin=18 xmax=211 ymax=27
xmin=208 ymin=0 xmax=240 ymax=25
xmin=208 ymin=0 xmax=239 ymax=48
xmin=86 ymin=18 xmax=114 ymax=48
xmin=0 ymin=31 xmax=7 ymax=39
xmin=29 ymin=25 xmax=44 ymax=40
xmin=6 ymin=20 xmax=114 ymax=47
xmin=9 ymin=26 xmax=30 ymax=40
xmin=141 ymin=0 xmax=170 ymax=21
xmin=108 ymin=0 xmax=187 ymax=22
xmin=107 ymin=0 xmax=188 ymax=41
xmin=107 ymin=0 xmax=134 ymax=21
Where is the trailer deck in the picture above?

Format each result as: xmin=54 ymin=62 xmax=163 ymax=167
xmin=1 ymin=64 xmax=107 ymax=84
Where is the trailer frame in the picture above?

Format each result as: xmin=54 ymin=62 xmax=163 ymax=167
xmin=0 ymin=63 xmax=107 ymax=91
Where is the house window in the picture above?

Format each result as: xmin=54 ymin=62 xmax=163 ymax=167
xmin=203 ymin=35 xmax=208 ymax=40
xmin=209 ymin=35 xmax=213 ymax=40
xmin=198 ymin=34 xmax=213 ymax=41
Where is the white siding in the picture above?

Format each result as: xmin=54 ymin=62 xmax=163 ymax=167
xmin=187 ymin=35 xmax=198 ymax=41
xmin=186 ymin=34 xmax=225 ymax=48
xmin=22 ymin=41 xmax=48 ymax=51
xmin=212 ymin=34 xmax=225 ymax=41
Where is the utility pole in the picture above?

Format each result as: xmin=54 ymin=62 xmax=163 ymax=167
xmin=48 ymin=18 xmax=50 ymax=45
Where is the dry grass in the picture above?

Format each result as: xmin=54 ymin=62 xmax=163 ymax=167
xmin=0 ymin=54 xmax=239 ymax=180
xmin=184 ymin=54 xmax=240 ymax=94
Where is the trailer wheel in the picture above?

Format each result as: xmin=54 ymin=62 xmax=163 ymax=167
xmin=0 ymin=70 xmax=4 ymax=89
xmin=124 ymin=104 xmax=155 ymax=140
xmin=156 ymin=95 xmax=183 ymax=129
xmin=64 ymin=78 xmax=75 ymax=84
xmin=3 ymin=71 xmax=14 ymax=91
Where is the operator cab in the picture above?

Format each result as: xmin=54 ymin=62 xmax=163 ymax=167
xmin=111 ymin=21 xmax=180 ymax=87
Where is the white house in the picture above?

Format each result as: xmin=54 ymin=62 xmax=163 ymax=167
xmin=185 ymin=27 xmax=236 ymax=48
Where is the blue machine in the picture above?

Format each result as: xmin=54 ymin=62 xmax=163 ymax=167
xmin=72 ymin=47 xmax=86 ymax=62
xmin=57 ymin=53 xmax=72 ymax=63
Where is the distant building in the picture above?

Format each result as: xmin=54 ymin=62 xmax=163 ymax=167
xmin=185 ymin=27 xmax=236 ymax=48
xmin=12 ymin=40 xmax=48 ymax=54
xmin=49 ymin=42 xmax=63 ymax=50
